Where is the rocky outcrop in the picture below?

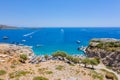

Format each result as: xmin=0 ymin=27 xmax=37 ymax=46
xmin=0 ymin=43 xmax=34 ymax=60
xmin=86 ymin=38 xmax=120 ymax=73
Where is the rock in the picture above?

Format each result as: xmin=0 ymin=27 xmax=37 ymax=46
xmin=0 ymin=43 xmax=34 ymax=59
xmin=86 ymin=38 xmax=120 ymax=73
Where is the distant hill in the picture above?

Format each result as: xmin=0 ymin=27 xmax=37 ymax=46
xmin=0 ymin=24 xmax=19 ymax=29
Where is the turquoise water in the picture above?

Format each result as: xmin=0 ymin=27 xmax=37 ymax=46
xmin=0 ymin=27 xmax=120 ymax=55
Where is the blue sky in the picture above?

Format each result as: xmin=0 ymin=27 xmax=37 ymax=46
xmin=0 ymin=0 xmax=120 ymax=27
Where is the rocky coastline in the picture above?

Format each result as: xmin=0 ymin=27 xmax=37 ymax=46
xmin=85 ymin=38 xmax=120 ymax=73
xmin=0 ymin=43 xmax=34 ymax=62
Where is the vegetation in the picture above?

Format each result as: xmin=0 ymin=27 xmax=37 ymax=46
xmin=91 ymin=70 xmax=104 ymax=80
xmin=33 ymin=76 xmax=49 ymax=80
xmin=81 ymin=58 xmax=90 ymax=68
xmin=0 ymin=79 xmax=4 ymax=80
xmin=81 ymin=58 xmax=99 ymax=69
xmin=10 ymin=65 xmax=16 ymax=68
xmin=101 ymin=69 xmax=118 ymax=80
xmin=38 ymin=68 xmax=47 ymax=74
xmin=91 ymin=41 xmax=120 ymax=51
xmin=56 ymin=65 xmax=64 ymax=71
xmin=52 ymin=51 xmax=67 ymax=58
xmin=52 ymin=51 xmax=80 ymax=64
xmin=66 ymin=55 xmax=80 ymax=63
xmin=0 ymin=70 xmax=6 ymax=75
xmin=90 ymin=58 xmax=99 ymax=69
xmin=9 ymin=70 xmax=30 ymax=78
xmin=19 ymin=54 xmax=28 ymax=63
xmin=45 ymin=71 xmax=53 ymax=74
xmin=44 ymin=54 xmax=49 ymax=60
xmin=106 ymin=66 xmax=112 ymax=69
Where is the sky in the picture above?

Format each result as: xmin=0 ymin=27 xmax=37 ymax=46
xmin=0 ymin=0 xmax=120 ymax=27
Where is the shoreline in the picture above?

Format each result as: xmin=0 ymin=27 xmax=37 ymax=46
xmin=0 ymin=43 xmax=119 ymax=80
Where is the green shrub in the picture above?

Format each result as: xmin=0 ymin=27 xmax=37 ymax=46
xmin=44 ymin=54 xmax=49 ymax=60
xmin=52 ymin=51 xmax=67 ymax=58
xmin=81 ymin=58 xmax=90 ymax=68
xmin=90 ymin=58 xmax=99 ymax=69
xmin=10 ymin=65 xmax=16 ymax=68
xmin=33 ymin=76 xmax=49 ymax=80
xmin=66 ymin=55 xmax=80 ymax=63
xmin=56 ymin=65 xmax=64 ymax=70
xmin=0 ymin=70 xmax=6 ymax=75
xmin=66 ymin=55 xmax=74 ymax=61
xmin=91 ymin=70 xmax=103 ymax=80
xmin=9 ymin=70 xmax=30 ymax=78
xmin=96 ymin=43 xmax=104 ymax=48
xmin=20 ymin=54 xmax=28 ymax=60
xmin=72 ymin=57 xmax=80 ymax=63
xmin=45 ymin=71 xmax=53 ymax=74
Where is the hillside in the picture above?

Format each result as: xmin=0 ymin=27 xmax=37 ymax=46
xmin=0 ymin=24 xmax=18 ymax=29
xmin=86 ymin=38 xmax=120 ymax=73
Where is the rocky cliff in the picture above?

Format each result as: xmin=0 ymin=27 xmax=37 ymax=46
xmin=86 ymin=38 xmax=120 ymax=73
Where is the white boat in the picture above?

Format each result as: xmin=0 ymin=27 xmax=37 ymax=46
xmin=76 ymin=40 xmax=80 ymax=44
xmin=36 ymin=44 xmax=42 ymax=47
xmin=3 ymin=36 xmax=8 ymax=39
xmin=22 ymin=40 xmax=26 ymax=42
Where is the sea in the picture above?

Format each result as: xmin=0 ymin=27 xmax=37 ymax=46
xmin=0 ymin=27 xmax=120 ymax=55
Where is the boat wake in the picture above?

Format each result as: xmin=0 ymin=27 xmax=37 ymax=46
xmin=23 ymin=31 xmax=37 ymax=37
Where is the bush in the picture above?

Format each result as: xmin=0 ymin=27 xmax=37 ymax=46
xmin=9 ymin=70 xmax=30 ymax=78
xmin=20 ymin=54 xmax=28 ymax=60
xmin=10 ymin=65 xmax=16 ymax=68
xmin=66 ymin=55 xmax=80 ymax=63
xmin=19 ymin=54 xmax=28 ymax=63
xmin=90 ymin=58 xmax=99 ymax=69
xmin=81 ymin=58 xmax=90 ymax=68
xmin=94 ymin=57 xmax=100 ymax=64
xmin=45 ymin=71 xmax=53 ymax=74
xmin=72 ymin=57 xmax=80 ymax=63
xmin=56 ymin=65 xmax=64 ymax=71
xmin=44 ymin=54 xmax=49 ymax=60
xmin=52 ymin=51 xmax=67 ymax=58
xmin=0 ymin=70 xmax=6 ymax=75
xmin=66 ymin=55 xmax=74 ymax=61
xmin=33 ymin=76 xmax=49 ymax=80
xmin=0 ymin=79 xmax=4 ymax=80
xmin=91 ymin=70 xmax=103 ymax=80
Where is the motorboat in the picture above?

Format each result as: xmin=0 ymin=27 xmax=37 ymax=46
xmin=76 ymin=40 xmax=80 ymax=44
xmin=3 ymin=36 xmax=8 ymax=40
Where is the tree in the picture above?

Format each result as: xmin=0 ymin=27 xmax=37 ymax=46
xmin=90 ymin=58 xmax=99 ymax=69
xmin=81 ymin=58 xmax=90 ymax=68
xmin=52 ymin=51 xmax=67 ymax=58
xmin=44 ymin=54 xmax=49 ymax=60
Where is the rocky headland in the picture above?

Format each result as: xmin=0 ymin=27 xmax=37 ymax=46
xmin=0 ymin=43 xmax=34 ymax=62
xmin=86 ymin=38 xmax=120 ymax=73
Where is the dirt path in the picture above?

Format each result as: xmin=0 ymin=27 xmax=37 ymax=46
xmin=95 ymin=64 xmax=120 ymax=80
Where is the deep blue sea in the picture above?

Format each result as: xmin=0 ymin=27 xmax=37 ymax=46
xmin=0 ymin=27 xmax=120 ymax=55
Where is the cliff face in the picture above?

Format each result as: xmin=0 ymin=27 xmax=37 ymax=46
xmin=86 ymin=38 xmax=120 ymax=73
